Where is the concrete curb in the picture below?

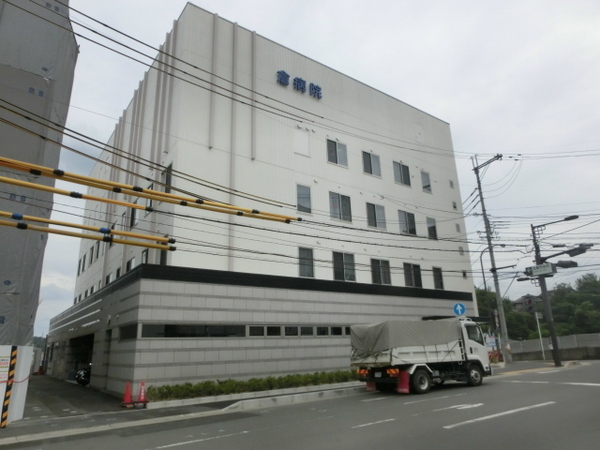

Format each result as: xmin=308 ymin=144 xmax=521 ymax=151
xmin=0 ymin=383 xmax=366 ymax=447
xmin=224 ymin=385 xmax=366 ymax=412
xmin=147 ymin=381 xmax=363 ymax=409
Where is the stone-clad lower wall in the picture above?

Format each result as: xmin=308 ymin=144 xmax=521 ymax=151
xmin=47 ymin=265 xmax=474 ymax=397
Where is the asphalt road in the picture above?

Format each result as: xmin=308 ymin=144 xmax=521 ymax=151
xmin=9 ymin=361 xmax=600 ymax=449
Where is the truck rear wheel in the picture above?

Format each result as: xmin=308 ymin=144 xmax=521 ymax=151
xmin=466 ymin=364 xmax=483 ymax=386
xmin=411 ymin=369 xmax=431 ymax=394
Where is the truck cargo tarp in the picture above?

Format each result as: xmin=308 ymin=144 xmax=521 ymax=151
xmin=350 ymin=319 xmax=463 ymax=358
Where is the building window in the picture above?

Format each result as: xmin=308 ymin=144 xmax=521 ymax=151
xmin=285 ymin=326 xmax=299 ymax=336
xmin=316 ymin=326 xmax=329 ymax=336
xmin=142 ymin=324 xmax=245 ymax=338
xmin=398 ymin=210 xmax=416 ymax=235
xmin=81 ymin=255 xmax=86 ymax=273
xmin=427 ymin=217 xmax=437 ymax=239
xmin=90 ymin=286 xmax=95 ymax=295
xmin=77 ymin=258 xmax=82 ymax=275
xmin=162 ymin=164 xmax=173 ymax=193
xmin=404 ymin=263 xmax=422 ymax=288
xmin=366 ymin=203 xmax=386 ymax=228
xmin=456 ymin=223 xmax=461 ymax=233
xmin=393 ymin=162 xmax=411 ymax=186
xmin=326 ymin=139 xmax=348 ymax=166
xmin=301 ymin=326 xmax=314 ymax=336
xmin=421 ymin=171 xmax=432 ymax=193
xmin=449 ymin=180 xmax=455 ymax=189
xmin=142 ymin=249 xmax=148 ymax=264
xmin=371 ymin=259 xmax=391 ymax=285
xmin=459 ymin=246 xmax=465 ymax=256
xmin=433 ymin=267 xmax=444 ymax=290
xmin=116 ymin=268 xmax=121 ymax=279
xmin=297 ymin=184 xmax=311 ymax=213
xmin=126 ymin=257 xmax=136 ymax=272
xmin=331 ymin=326 xmax=343 ymax=336
xmin=299 ymin=247 xmax=314 ymax=278
xmin=109 ymin=222 xmax=116 ymax=247
xmin=145 ymin=183 xmax=154 ymax=212
xmin=89 ymin=246 xmax=94 ymax=266
xmin=362 ymin=151 xmax=381 ymax=176
xmin=95 ymin=241 xmax=100 ymax=260
xmin=452 ymin=201 xmax=457 ymax=210
xmin=105 ymin=273 xmax=112 ymax=285
xmin=329 ymin=192 xmax=352 ymax=222
xmin=462 ymin=270 xmax=468 ymax=279
xmin=249 ymin=326 xmax=265 ymax=337
xmin=130 ymin=201 xmax=139 ymax=228
xmin=333 ymin=251 xmax=356 ymax=282
xmin=266 ymin=326 xmax=281 ymax=336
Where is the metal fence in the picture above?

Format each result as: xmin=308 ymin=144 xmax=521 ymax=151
xmin=509 ymin=333 xmax=600 ymax=354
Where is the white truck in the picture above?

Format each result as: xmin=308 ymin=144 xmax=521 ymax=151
xmin=350 ymin=318 xmax=492 ymax=394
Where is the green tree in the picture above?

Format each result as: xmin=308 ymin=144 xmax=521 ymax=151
xmin=548 ymin=273 xmax=600 ymax=335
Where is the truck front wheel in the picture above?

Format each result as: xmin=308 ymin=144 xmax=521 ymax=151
xmin=411 ymin=369 xmax=431 ymax=394
xmin=466 ymin=364 xmax=484 ymax=386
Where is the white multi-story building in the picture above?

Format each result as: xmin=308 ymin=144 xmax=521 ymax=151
xmin=47 ymin=4 xmax=475 ymax=396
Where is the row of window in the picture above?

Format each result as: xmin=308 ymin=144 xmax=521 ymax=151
xmin=326 ymin=139 xmax=449 ymax=194
xmin=300 ymin=248 xmax=458 ymax=288
xmin=74 ymin=253 xmax=147 ymax=304
xmin=300 ymin=186 xmax=460 ymax=238
xmin=120 ymin=323 xmax=352 ymax=340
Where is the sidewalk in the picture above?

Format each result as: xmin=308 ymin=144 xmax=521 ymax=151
xmin=0 ymin=375 xmax=363 ymax=447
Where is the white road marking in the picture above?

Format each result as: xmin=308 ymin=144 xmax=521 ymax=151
xmin=443 ymin=402 xmax=556 ymax=429
xmin=352 ymin=418 xmax=396 ymax=429
xmin=361 ymin=397 xmax=389 ymax=403
xmin=155 ymin=431 xmax=250 ymax=448
xmin=505 ymin=381 xmax=600 ymax=387
xmin=403 ymin=393 xmax=465 ymax=405
xmin=538 ymin=370 xmax=561 ymax=374
xmin=434 ymin=404 xmax=484 ymax=411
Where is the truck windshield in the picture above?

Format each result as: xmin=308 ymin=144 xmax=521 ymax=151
xmin=465 ymin=324 xmax=484 ymax=346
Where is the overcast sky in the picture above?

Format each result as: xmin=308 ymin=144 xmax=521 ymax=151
xmin=36 ymin=0 xmax=600 ymax=335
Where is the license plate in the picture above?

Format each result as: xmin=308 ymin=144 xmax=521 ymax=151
xmin=374 ymin=372 xmax=382 ymax=378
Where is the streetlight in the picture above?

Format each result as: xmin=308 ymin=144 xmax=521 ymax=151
xmin=478 ymin=244 xmax=505 ymax=291
xmin=531 ymin=215 xmax=580 ymax=367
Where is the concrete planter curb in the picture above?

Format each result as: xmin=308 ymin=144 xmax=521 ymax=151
xmin=147 ymin=381 xmax=363 ymax=409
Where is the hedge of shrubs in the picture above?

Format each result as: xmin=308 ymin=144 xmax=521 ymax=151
xmin=146 ymin=370 xmax=358 ymax=401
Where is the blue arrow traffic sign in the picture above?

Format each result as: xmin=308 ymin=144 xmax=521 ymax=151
xmin=453 ymin=303 xmax=466 ymax=316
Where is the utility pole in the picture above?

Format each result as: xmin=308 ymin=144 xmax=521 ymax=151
xmin=472 ymin=154 xmax=512 ymax=363
xmin=531 ymin=225 xmax=561 ymax=367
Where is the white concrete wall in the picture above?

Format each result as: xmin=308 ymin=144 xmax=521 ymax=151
xmin=72 ymin=4 xmax=473 ymax=305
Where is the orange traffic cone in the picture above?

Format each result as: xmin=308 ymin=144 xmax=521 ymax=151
xmin=121 ymin=381 xmax=133 ymax=407
xmin=137 ymin=381 xmax=147 ymax=405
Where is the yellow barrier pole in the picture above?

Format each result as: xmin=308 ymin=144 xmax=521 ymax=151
xmin=0 ymin=219 xmax=175 ymax=251
xmin=0 ymin=210 xmax=175 ymax=244
xmin=0 ymin=156 xmax=301 ymax=222
xmin=0 ymin=175 xmax=147 ymax=211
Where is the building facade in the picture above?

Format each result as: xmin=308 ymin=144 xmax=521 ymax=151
xmin=47 ymin=4 xmax=474 ymax=395
xmin=0 ymin=0 xmax=77 ymax=344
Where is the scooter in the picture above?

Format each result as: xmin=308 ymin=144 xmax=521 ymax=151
xmin=75 ymin=365 xmax=91 ymax=386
